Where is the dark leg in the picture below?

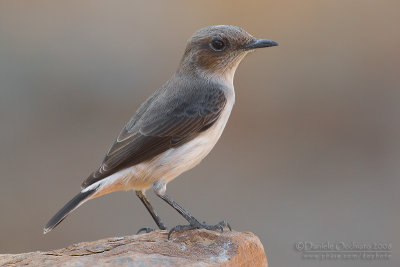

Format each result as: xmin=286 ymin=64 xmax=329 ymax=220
xmin=152 ymin=181 xmax=231 ymax=239
xmin=136 ymin=190 xmax=167 ymax=234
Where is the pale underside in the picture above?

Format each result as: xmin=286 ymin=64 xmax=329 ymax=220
xmin=81 ymin=51 xmax=245 ymax=200
xmin=83 ymin=90 xmax=235 ymax=199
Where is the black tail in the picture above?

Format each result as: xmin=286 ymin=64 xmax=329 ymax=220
xmin=43 ymin=189 xmax=96 ymax=234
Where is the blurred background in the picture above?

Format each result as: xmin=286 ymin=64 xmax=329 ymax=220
xmin=0 ymin=1 xmax=399 ymax=266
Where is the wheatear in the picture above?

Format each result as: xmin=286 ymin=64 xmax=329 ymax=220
xmin=44 ymin=25 xmax=278 ymax=238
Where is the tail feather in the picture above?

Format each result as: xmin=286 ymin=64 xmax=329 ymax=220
xmin=43 ymin=189 xmax=96 ymax=234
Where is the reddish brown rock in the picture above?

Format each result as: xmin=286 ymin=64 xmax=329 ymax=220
xmin=0 ymin=230 xmax=267 ymax=266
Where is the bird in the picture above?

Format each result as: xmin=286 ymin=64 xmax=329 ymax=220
xmin=43 ymin=25 xmax=278 ymax=238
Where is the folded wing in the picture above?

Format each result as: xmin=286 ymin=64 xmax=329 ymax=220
xmin=81 ymin=80 xmax=227 ymax=188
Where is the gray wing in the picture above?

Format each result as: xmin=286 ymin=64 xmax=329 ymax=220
xmin=81 ymin=81 xmax=227 ymax=188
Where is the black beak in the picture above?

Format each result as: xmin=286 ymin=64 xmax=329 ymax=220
xmin=244 ymin=38 xmax=279 ymax=50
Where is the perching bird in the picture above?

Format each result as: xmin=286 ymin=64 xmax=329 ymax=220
xmin=44 ymin=25 xmax=278 ymax=238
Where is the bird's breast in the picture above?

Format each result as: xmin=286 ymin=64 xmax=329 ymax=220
xmin=149 ymin=90 xmax=235 ymax=183
xmin=87 ymin=89 xmax=235 ymax=193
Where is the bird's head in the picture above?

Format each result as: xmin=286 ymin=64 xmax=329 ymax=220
xmin=178 ymin=25 xmax=278 ymax=84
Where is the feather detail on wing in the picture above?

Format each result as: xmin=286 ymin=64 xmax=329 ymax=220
xmin=81 ymin=80 xmax=227 ymax=188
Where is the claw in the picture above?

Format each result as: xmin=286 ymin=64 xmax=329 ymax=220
xmin=218 ymin=220 xmax=232 ymax=231
xmin=207 ymin=224 xmax=223 ymax=232
xmin=168 ymin=224 xmax=196 ymax=239
xmin=136 ymin=227 xmax=155 ymax=234
xmin=167 ymin=220 xmax=231 ymax=239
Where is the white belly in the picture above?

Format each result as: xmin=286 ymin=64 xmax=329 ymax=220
xmin=153 ymin=95 xmax=235 ymax=183
xmin=84 ymin=91 xmax=235 ymax=196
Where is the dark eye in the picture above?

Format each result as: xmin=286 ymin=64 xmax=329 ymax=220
xmin=210 ymin=39 xmax=226 ymax=51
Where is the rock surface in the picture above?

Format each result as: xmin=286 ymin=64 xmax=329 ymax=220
xmin=0 ymin=230 xmax=267 ymax=266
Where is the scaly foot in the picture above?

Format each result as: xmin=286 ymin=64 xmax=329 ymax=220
xmin=168 ymin=220 xmax=231 ymax=239
xmin=136 ymin=227 xmax=156 ymax=234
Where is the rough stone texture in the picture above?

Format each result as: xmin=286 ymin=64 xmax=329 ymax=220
xmin=0 ymin=230 xmax=267 ymax=266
